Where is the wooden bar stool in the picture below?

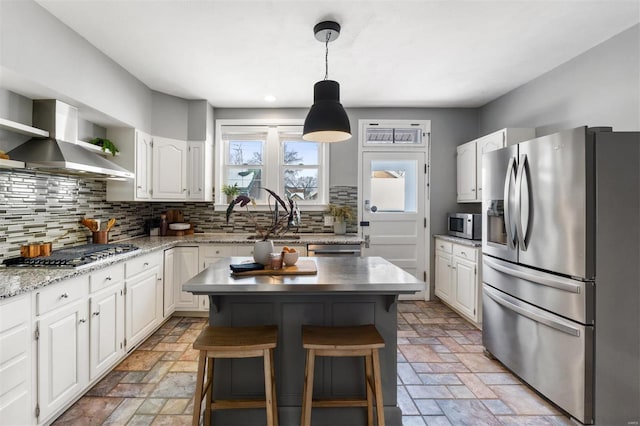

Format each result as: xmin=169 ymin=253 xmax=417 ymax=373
xmin=192 ymin=325 xmax=278 ymax=426
xmin=301 ymin=325 xmax=385 ymax=426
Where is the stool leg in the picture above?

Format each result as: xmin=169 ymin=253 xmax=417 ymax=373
xmin=372 ymin=350 xmax=385 ymax=426
xmin=263 ymin=349 xmax=275 ymax=426
xmin=204 ymin=357 xmax=214 ymax=426
xmin=301 ymin=349 xmax=315 ymax=426
xmin=192 ymin=350 xmax=207 ymax=426
xmin=270 ymin=348 xmax=279 ymax=426
xmin=365 ymin=354 xmax=374 ymax=426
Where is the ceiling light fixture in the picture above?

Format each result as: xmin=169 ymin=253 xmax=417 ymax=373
xmin=302 ymin=20 xmax=351 ymax=143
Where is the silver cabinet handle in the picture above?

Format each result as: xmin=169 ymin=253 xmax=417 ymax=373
xmin=92 ymin=312 xmax=100 ymax=316
xmin=60 ymin=292 xmax=69 ymax=299
xmin=460 ymin=251 xmax=467 ymax=256
xmin=106 ymin=276 xmax=112 ymax=281
xmin=439 ymin=244 xmax=445 ymax=249
xmin=452 ymin=266 xmax=457 ymax=270
xmin=137 ymin=185 xmax=142 ymax=189
xmin=79 ymin=318 xmax=87 ymax=323
xmin=144 ymin=262 xmax=149 ymax=267
xmin=182 ymin=188 xmax=187 ymax=192
xmin=471 ymin=188 xmax=476 ymax=192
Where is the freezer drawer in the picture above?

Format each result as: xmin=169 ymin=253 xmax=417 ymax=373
xmin=483 ymin=256 xmax=594 ymax=324
xmin=483 ymin=284 xmax=593 ymax=424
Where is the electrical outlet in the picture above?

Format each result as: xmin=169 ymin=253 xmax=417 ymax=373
xmin=324 ymin=215 xmax=334 ymax=226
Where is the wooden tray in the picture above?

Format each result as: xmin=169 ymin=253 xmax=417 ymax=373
xmin=231 ymin=259 xmax=317 ymax=277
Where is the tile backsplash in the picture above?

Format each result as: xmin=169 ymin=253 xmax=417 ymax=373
xmin=0 ymin=169 xmax=358 ymax=261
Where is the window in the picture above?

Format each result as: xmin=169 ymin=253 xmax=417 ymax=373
xmin=216 ymin=121 xmax=328 ymax=206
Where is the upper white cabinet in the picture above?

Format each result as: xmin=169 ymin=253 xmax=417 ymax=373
xmin=152 ymin=136 xmax=188 ymax=199
xmin=457 ymin=128 xmax=535 ymax=203
xmin=106 ymin=128 xmax=212 ymax=202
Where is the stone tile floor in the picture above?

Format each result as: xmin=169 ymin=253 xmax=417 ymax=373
xmin=53 ymin=300 xmax=572 ymax=425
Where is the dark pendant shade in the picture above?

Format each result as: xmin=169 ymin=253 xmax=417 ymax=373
xmin=303 ymin=80 xmax=351 ymax=143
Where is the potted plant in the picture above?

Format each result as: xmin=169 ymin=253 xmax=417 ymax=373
xmin=226 ymin=188 xmax=300 ymax=265
xmin=89 ymin=137 xmax=119 ymax=156
xmin=325 ymin=204 xmax=354 ymax=235
xmin=221 ymin=183 xmax=241 ymax=203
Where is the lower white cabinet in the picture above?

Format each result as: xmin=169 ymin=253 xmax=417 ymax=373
xmin=163 ymin=248 xmax=176 ymax=317
xmin=434 ymin=237 xmax=482 ymax=325
xmin=173 ymin=246 xmax=203 ymax=311
xmin=0 ymin=294 xmax=33 ymax=425
xmin=35 ymin=276 xmax=89 ymax=423
xmin=125 ymin=252 xmax=163 ymax=349
xmin=89 ymin=281 xmax=125 ymax=381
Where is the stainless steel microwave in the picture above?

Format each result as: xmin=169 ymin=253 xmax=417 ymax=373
xmin=447 ymin=213 xmax=481 ymax=240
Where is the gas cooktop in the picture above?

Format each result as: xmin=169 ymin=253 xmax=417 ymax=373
xmin=3 ymin=243 xmax=139 ymax=269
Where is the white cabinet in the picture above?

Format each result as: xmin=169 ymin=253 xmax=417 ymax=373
xmin=0 ymin=294 xmax=33 ymax=425
xmin=163 ymin=248 xmax=176 ymax=317
xmin=434 ymin=237 xmax=482 ymax=325
xmin=457 ymin=128 xmax=535 ymax=203
xmin=152 ymin=136 xmax=188 ymax=199
xmin=125 ymin=252 xmax=163 ymax=349
xmin=136 ymin=130 xmax=153 ymax=200
xmin=173 ymin=246 xmax=202 ymax=311
xmin=35 ymin=276 xmax=89 ymax=422
xmin=187 ymin=140 xmax=213 ymax=201
xmin=89 ymin=264 xmax=125 ymax=381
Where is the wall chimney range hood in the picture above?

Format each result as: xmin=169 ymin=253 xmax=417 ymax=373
xmin=8 ymin=100 xmax=134 ymax=179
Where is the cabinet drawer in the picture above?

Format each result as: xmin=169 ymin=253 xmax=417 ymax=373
xmin=435 ymin=240 xmax=452 ymax=254
xmin=37 ymin=276 xmax=89 ymax=316
xmin=200 ymin=245 xmax=234 ymax=257
xmin=453 ymin=245 xmax=477 ymax=262
xmin=126 ymin=252 xmax=161 ymax=278
xmin=90 ymin=263 xmax=124 ymax=293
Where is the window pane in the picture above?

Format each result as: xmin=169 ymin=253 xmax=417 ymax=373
xmin=284 ymin=168 xmax=318 ymax=201
xmin=226 ymin=168 xmax=263 ymax=200
xmin=227 ymin=140 xmax=263 ymax=165
xmin=369 ymin=159 xmax=417 ymax=212
xmin=283 ymin=141 xmax=319 ymax=165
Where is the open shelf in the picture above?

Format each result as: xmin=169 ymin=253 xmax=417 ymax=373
xmin=76 ymin=140 xmax=120 ymax=157
xmin=0 ymin=118 xmax=49 ymax=138
xmin=0 ymin=158 xmax=25 ymax=169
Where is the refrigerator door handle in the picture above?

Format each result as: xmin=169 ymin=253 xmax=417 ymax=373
xmin=515 ymin=154 xmax=529 ymax=251
xmin=484 ymin=285 xmax=581 ymax=337
xmin=503 ymin=156 xmax=517 ymax=249
xmin=484 ymin=257 xmax=582 ymax=294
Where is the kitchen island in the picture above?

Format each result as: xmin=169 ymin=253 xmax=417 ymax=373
xmin=184 ymin=256 xmax=423 ymax=426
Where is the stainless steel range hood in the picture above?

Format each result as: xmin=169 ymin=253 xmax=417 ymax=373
xmin=8 ymin=100 xmax=134 ymax=179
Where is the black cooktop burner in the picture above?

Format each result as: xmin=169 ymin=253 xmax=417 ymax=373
xmin=3 ymin=243 xmax=139 ymax=268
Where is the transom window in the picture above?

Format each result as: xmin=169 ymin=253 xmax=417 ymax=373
xmin=216 ymin=121 xmax=329 ymax=206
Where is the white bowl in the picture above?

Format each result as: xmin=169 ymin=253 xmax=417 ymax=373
xmin=283 ymin=251 xmax=299 ymax=266
xmin=169 ymin=223 xmax=190 ymax=231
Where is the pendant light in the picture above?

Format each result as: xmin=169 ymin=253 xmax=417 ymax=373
xmin=303 ymin=21 xmax=351 ymax=143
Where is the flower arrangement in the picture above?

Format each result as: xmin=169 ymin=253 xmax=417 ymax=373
xmin=221 ymin=183 xmax=240 ymax=202
xmin=226 ymin=188 xmax=301 ymax=241
xmin=325 ymin=204 xmax=354 ymax=223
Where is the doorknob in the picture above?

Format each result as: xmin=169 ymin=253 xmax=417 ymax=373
xmin=370 ymin=205 xmax=378 ymax=213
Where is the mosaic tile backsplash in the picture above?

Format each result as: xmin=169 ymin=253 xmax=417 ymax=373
xmin=0 ymin=168 xmax=357 ymax=261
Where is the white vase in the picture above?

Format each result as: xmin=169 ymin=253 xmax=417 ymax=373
xmin=253 ymin=240 xmax=274 ymax=265
xmin=333 ymin=221 xmax=347 ymax=235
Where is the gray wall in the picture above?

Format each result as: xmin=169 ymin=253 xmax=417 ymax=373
xmin=479 ymin=24 xmax=640 ymax=134
xmin=151 ymin=91 xmax=189 ymax=139
xmin=0 ymin=0 xmax=152 ymax=131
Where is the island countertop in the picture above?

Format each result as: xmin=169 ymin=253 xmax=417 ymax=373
xmin=184 ymin=256 xmax=423 ymax=295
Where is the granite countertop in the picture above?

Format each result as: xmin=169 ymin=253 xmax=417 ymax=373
xmin=184 ymin=256 xmax=423 ymax=295
xmin=0 ymin=233 xmax=362 ymax=299
xmin=433 ymin=234 xmax=482 ymax=247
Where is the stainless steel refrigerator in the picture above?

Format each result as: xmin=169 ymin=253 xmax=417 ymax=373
xmin=481 ymin=126 xmax=639 ymax=425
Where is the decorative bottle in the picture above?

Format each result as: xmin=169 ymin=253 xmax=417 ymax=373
xmin=160 ymin=214 xmax=168 ymax=237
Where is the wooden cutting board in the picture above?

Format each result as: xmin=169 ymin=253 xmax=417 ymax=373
xmin=231 ymin=259 xmax=317 ymax=277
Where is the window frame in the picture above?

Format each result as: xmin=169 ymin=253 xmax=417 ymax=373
xmin=215 ymin=119 xmax=329 ymax=209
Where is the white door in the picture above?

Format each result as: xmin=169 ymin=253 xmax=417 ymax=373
xmin=152 ymin=137 xmax=188 ymax=199
xmin=89 ymin=283 xmax=124 ymax=380
xmin=456 ymin=141 xmax=477 ymax=202
xmin=453 ymin=257 xmax=477 ymax=319
xmin=125 ymin=270 xmax=158 ymax=349
xmin=434 ymin=251 xmax=453 ymax=303
xmin=135 ymin=130 xmax=152 ymax=200
xmin=187 ymin=141 xmax=205 ymax=200
xmin=360 ymin=151 xmax=427 ymax=299
xmin=174 ymin=246 xmax=201 ymax=311
xmin=163 ymin=248 xmax=175 ymax=317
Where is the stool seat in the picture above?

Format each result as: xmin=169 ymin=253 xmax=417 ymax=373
xmin=192 ymin=325 xmax=278 ymax=426
xmin=301 ymin=325 xmax=385 ymax=426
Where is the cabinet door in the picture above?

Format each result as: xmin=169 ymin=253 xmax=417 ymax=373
xmin=434 ymin=251 xmax=453 ymax=303
xmin=90 ymin=283 xmax=125 ymax=380
xmin=125 ymin=269 xmax=159 ymax=349
xmin=37 ymin=299 xmax=89 ymax=422
xmin=0 ymin=295 xmax=32 ymax=426
xmin=453 ymin=257 xmax=477 ymax=320
xmin=152 ymin=137 xmax=188 ymax=199
xmin=174 ymin=247 xmax=200 ymax=311
xmin=476 ymin=131 xmax=505 ymax=201
xmin=456 ymin=141 xmax=477 ymax=202
xmin=135 ymin=130 xmax=153 ymax=200
xmin=163 ymin=248 xmax=175 ymax=317
xmin=187 ymin=141 xmax=205 ymax=200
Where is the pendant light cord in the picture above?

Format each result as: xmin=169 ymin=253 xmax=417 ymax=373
xmin=324 ymin=31 xmax=330 ymax=80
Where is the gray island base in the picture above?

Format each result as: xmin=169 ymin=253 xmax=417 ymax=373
xmin=184 ymin=256 xmax=424 ymax=426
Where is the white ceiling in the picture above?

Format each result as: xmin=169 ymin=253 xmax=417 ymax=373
xmin=36 ymin=0 xmax=639 ymax=109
